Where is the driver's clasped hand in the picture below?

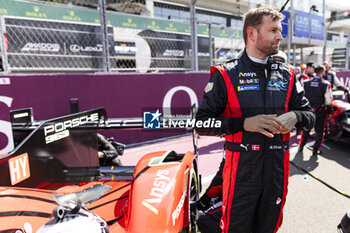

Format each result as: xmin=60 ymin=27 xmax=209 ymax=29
xmin=276 ymin=111 xmax=298 ymax=133
xmin=243 ymin=112 xmax=297 ymax=138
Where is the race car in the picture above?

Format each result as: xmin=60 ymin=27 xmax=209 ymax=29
xmin=0 ymin=108 xmax=199 ymax=232
xmin=326 ymin=90 xmax=350 ymax=143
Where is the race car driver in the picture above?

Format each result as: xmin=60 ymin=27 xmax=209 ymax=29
xmin=323 ymin=62 xmax=349 ymax=92
xmin=298 ymin=62 xmax=315 ymax=85
xmin=296 ymin=64 xmax=307 ymax=82
xmin=98 ymin=133 xmax=123 ymax=166
xmin=299 ymin=65 xmax=333 ymax=157
xmin=195 ymin=7 xmax=315 ymax=233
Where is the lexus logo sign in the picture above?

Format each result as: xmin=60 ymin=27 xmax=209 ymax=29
xmin=69 ymin=44 xmax=80 ymax=53
xmin=69 ymin=44 xmax=103 ymax=53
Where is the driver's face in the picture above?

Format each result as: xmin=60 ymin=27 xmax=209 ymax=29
xmin=256 ymin=16 xmax=283 ymax=56
xmin=307 ymin=67 xmax=314 ymax=74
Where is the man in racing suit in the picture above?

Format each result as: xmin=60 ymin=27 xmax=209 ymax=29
xmin=196 ymin=157 xmax=224 ymax=233
xmin=298 ymin=62 xmax=315 ymax=85
xmin=323 ymin=62 xmax=349 ymax=92
xmin=299 ymin=65 xmax=333 ymax=156
xmin=195 ymin=7 xmax=315 ymax=233
xmin=296 ymin=64 xmax=306 ymax=82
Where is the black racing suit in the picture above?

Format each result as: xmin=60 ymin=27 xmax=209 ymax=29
xmin=97 ymin=133 xmax=122 ymax=166
xmin=299 ymin=76 xmax=332 ymax=153
xmin=197 ymin=157 xmax=225 ymax=211
xmin=323 ymin=70 xmax=348 ymax=91
xmin=197 ymin=200 xmax=223 ymax=233
xmin=197 ymin=158 xmax=225 ymax=233
xmin=195 ymin=49 xmax=315 ymax=233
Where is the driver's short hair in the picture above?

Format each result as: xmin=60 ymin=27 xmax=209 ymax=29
xmin=243 ymin=7 xmax=284 ymax=44
xmin=315 ymin=65 xmax=325 ymax=75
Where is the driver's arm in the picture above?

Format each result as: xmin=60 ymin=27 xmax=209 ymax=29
xmin=97 ymin=133 xmax=118 ymax=159
xmin=333 ymin=74 xmax=347 ymax=91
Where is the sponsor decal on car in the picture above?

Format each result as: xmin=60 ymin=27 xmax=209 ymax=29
xmin=44 ymin=112 xmax=99 ymax=144
xmin=9 ymin=153 xmax=30 ymax=185
xmin=142 ymin=169 xmax=171 ymax=214
xmin=172 ymin=189 xmax=187 ymax=226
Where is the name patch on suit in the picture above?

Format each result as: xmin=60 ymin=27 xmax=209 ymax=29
xmin=310 ymin=82 xmax=319 ymax=87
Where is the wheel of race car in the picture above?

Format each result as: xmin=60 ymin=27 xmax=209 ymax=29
xmin=188 ymin=167 xmax=199 ymax=233
xmin=53 ymin=206 xmax=66 ymax=219
xmin=325 ymin=121 xmax=343 ymax=141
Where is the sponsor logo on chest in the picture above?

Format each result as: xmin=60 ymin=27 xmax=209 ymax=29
xmin=239 ymin=78 xmax=259 ymax=85
xmin=239 ymin=72 xmax=257 ymax=78
xmin=267 ymin=71 xmax=288 ymax=91
xmin=237 ymin=85 xmax=259 ymax=91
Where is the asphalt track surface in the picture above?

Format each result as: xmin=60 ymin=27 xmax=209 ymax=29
xmin=122 ymin=132 xmax=350 ymax=233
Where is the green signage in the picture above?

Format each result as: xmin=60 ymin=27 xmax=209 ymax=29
xmin=0 ymin=0 xmax=242 ymax=39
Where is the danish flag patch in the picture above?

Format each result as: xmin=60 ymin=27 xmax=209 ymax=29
xmin=252 ymin=145 xmax=260 ymax=151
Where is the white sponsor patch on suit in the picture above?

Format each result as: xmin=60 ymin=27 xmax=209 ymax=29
xmin=296 ymin=79 xmax=303 ymax=93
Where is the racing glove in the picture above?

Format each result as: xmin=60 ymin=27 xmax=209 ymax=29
xmin=277 ymin=111 xmax=298 ymax=134
xmin=197 ymin=193 xmax=211 ymax=211
xmin=344 ymin=88 xmax=349 ymax=95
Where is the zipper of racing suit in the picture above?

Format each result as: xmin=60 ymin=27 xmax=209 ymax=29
xmin=264 ymin=68 xmax=268 ymax=152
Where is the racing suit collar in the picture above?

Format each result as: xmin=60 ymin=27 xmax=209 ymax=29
xmin=240 ymin=49 xmax=270 ymax=70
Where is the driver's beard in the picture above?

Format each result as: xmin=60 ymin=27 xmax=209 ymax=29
xmin=256 ymin=38 xmax=279 ymax=57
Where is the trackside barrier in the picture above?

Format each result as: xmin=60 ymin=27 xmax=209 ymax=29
xmin=0 ymin=72 xmax=209 ymax=153
xmin=1 ymin=71 xmax=350 ymax=154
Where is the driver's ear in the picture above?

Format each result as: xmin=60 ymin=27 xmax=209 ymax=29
xmin=247 ymin=27 xmax=257 ymax=43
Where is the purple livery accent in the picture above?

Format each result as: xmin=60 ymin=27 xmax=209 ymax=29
xmin=335 ymin=71 xmax=350 ymax=89
xmin=0 ymin=72 xmax=209 ymax=151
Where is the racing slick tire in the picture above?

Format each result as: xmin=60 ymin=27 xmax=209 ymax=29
xmin=189 ymin=168 xmax=199 ymax=233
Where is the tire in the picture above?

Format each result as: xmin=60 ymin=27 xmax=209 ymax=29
xmin=188 ymin=167 xmax=199 ymax=233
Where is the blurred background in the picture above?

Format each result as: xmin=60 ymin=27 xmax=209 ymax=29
xmin=0 ymin=0 xmax=349 ymax=73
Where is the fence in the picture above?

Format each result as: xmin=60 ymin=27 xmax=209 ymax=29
xmin=1 ymin=16 xmax=116 ymax=72
xmin=0 ymin=0 xmax=244 ymax=73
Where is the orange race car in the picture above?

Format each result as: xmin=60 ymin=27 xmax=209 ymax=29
xmin=0 ymin=108 xmax=200 ymax=233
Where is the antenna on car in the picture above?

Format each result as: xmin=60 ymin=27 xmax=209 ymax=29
xmin=279 ymin=0 xmax=290 ymax=12
xmin=191 ymin=104 xmax=198 ymax=157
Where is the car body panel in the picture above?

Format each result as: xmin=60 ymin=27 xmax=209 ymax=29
xmin=0 ymin=108 xmax=198 ymax=232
